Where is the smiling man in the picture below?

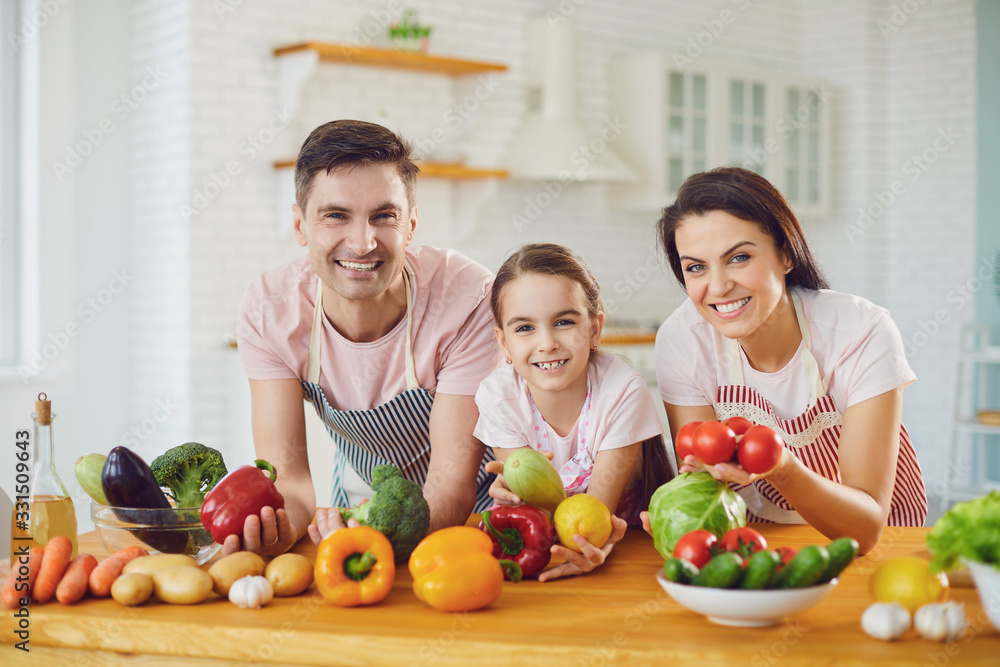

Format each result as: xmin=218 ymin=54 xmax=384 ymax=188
xmin=231 ymin=120 xmax=498 ymax=556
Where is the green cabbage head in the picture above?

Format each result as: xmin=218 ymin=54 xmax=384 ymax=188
xmin=647 ymin=471 xmax=747 ymax=559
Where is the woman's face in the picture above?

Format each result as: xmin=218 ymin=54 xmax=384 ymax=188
xmin=674 ymin=210 xmax=791 ymax=340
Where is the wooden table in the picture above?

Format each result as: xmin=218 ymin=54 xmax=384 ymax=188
xmin=2 ymin=524 xmax=998 ymax=666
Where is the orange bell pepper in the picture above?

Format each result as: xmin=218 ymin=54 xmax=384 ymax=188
xmin=315 ymin=526 xmax=395 ymax=607
xmin=408 ymin=526 xmax=521 ymax=612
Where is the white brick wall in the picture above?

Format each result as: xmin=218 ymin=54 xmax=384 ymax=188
xmin=123 ymin=0 xmax=976 ymax=510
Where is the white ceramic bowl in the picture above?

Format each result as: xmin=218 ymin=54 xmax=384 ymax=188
xmin=962 ymin=558 xmax=1000 ymax=632
xmin=656 ymin=571 xmax=839 ymax=627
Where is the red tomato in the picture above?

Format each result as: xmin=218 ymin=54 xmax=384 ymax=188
xmin=723 ymin=416 xmax=755 ymax=437
xmin=719 ymin=527 xmax=767 ymax=557
xmin=737 ymin=425 xmax=785 ymax=474
xmin=672 ymin=529 xmax=717 ymax=569
xmin=692 ymin=421 xmax=737 ymax=465
xmin=674 ymin=421 xmax=702 ymax=461
xmin=775 ymin=546 xmax=797 ymax=570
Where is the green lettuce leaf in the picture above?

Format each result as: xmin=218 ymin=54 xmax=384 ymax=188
xmin=647 ymin=471 xmax=747 ymax=559
xmin=926 ymin=491 xmax=1000 ymax=572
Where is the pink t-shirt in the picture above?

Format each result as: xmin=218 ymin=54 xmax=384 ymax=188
xmin=237 ymin=245 xmax=499 ymax=409
xmin=655 ymin=288 xmax=916 ymax=419
xmin=473 ymin=353 xmax=663 ymax=470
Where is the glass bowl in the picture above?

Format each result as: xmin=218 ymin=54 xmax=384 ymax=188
xmin=90 ymin=501 xmax=221 ymax=565
xmin=656 ymin=571 xmax=839 ymax=627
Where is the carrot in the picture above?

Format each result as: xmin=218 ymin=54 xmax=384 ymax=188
xmin=33 ymin=535 xmax=73 ymax=603
xmin=2 ymin=547 xmax=44 ymax=610
xmin=89 ymin=545 xmax=150 ymax=598
xmin=56 ymin=553 xmax=99 ymax=605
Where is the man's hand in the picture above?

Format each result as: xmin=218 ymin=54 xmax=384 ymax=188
xmin=220 ymin=506 xmax=295 ymax=557
xmin=307 ymin=508 xmax=361 ymax=544
xmin=537 ymin=515 xmax=628 ymax=582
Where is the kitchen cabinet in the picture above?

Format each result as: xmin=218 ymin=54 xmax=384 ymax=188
xmin=944 ymin=324 xmax=1000 ymax=507
xmin=608 ymin=54 xmax=831 ymax=217
xmin=272 ymin=42 xmax=510 ymax=235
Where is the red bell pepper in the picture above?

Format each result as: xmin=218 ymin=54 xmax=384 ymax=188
xmin=200 ymin=459 xmax=285 ymax=544
xmin=479 ymin=505 xmax=556 ymax=579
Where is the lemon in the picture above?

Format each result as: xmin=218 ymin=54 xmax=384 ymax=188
xmin=869 ymin=556 xmax=949 ymax=613
xmin=553 ymin=493 xmax=613 ymax=552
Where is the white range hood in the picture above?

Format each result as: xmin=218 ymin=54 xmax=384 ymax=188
xmin=505 ymin=17 xmax=637 ymax=183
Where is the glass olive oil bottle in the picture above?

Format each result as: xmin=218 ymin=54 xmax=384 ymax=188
xmin=10 ymin=393 xmax=78 ymax=558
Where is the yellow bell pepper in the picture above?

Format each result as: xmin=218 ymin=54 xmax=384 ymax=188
xmin=315 ymin=526 xmax=396 ymax=607
xmin=408 ymin=526 xmax=521 ymax=612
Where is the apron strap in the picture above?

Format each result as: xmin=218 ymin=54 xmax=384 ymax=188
xmin=307 ymin=268 xmax=420 ymax=391
xmin=724 ymin=290 xmax=825 ymax=402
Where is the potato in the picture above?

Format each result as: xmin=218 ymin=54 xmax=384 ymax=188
xmin=123 ymin=554 xmax=199 ymax=577
xmin=265 ymin=553 xmax=313 ymax=596
xmin=208 ymin=551 xmax=266 ymax=596
xmin=151 ymin=566 xmax=213 ymax=605
xmin=111 ymin=573 xmax=153 ymax=606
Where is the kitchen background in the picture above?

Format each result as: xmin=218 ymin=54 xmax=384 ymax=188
xmin=1 ymin=0 xmax=997 ymax=541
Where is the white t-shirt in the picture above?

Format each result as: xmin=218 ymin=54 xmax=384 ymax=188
xmin=237 ymin=245 xmax=499 ymax=407
xmin=474 ymin=353 xmax=663 ymax=470
xmin=655 ymin=288 xmax=916 ymax=419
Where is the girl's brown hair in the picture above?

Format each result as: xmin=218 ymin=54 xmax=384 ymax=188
xmin=657 ymin=167 xmax=829 ymax=291
xmin=491 ymin=242 xmax=674 ymax=509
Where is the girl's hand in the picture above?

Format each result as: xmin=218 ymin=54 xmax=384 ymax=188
xmin=537 ymin=515 xmax=628 ymax=582
xmin=485 ymin=451 xmax=555 ymax=507
xmin=639 ymin=510 xmax=652 ymax=536
xmin=307 ymin=507 xmax=361 ymax=545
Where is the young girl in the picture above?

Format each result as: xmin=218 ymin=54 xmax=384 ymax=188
xmin=651 ymin=167 xmax=927 ymax=553
xmin=476 ymin=243 xmax=673 ymax=582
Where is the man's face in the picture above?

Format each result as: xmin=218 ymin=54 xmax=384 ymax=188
xmin=293 ymin=163 xmax=417 ymax=304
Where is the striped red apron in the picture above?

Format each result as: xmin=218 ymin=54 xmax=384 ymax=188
xmin=714 ymin=292 xmax=927 ymax=527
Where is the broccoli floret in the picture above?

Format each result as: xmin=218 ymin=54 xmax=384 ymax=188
xmin=150 ymin=442 xmax=227 ymax=509
xmin=340 ymin=464 xmax=430 ymax=562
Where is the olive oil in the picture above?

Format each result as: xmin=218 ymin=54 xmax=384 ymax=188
xmin=9 ymin=394 xmax=78 ymax=559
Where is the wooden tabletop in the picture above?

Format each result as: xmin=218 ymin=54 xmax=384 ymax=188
xmin=2 ymin=524 xmax=998 ymax=666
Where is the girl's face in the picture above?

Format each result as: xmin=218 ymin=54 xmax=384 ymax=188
xmin=495 ymin=273 xmax=603 ymax=402
xmin=675 ymin=210 xmax=791 ymax=340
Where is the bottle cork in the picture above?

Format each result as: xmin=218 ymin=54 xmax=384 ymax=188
xmin=34 ymin=392 xmax=52 ymax=425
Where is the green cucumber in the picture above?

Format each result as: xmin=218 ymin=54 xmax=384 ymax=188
xmin=740 ymin=550 xmax=781 ymax=589
xmin=691 ymin=552 xmax=744 ymax=588
xmin=821 ymin=537 xmax=859 ymax=582
xmin=774 ymin=545 xmax=831 ymax=589
xmin=662 ymin=558 xmax=699 ymax=584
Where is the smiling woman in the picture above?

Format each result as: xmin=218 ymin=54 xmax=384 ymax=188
xmin=654 ymin=167 xmax=928 ymax=553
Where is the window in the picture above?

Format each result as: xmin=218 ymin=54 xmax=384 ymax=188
xmin=0 ymin=0 xmax=22 ymax=366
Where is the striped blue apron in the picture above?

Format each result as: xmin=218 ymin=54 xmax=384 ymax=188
xmin=300 ymin=269 xmax=495 ymax=511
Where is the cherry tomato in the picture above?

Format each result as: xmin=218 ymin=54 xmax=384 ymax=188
xmin=672 ymin=529 xmax=717 ymax=569
xmin=723 ymin=416 xmax=754 ymax=437
xmin=737 ymin=425 xmax=785 ymax=474
xmin=719 ymin=527 xmax=767 ymax=559
xmin=775 ymin=546 xmax=797 ymax=570
xmin=692 ymin=421 xmax=737 ymax=465
xmin=674 ymin=421 xmax=702 ymax=461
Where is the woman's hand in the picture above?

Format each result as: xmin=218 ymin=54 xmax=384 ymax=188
xmin=307 ymin=508 xmax=361 ymax=545
xmin=679 ymin=447 xmax=790 ymax=486
xmin=220 ymin=506 xmax=295 ymax=557
xmin=537 ymin=515 xmax=628 ymax=582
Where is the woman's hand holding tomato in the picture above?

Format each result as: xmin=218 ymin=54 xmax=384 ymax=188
xmin=675 ymin=418 xmax=787 ymax=484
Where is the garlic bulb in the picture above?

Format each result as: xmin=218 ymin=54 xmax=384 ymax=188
xmin=914 ymin=602 xmax=968 ymax=642
xmin=229 ymin=575 xmax=274 ymax=609
xmin=861 ymin=602 xmax=911 ymax=641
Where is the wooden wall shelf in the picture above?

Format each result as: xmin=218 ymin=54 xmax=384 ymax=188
xmin=273 ymin=42 xmax=508 ymax=76
xmin=273 ymin=160 xmax=508 ymax=180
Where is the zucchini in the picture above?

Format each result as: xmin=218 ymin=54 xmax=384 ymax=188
xmin=691 ymin=552 xmax=744 ymax=588
xmin=662 ymin=558 xmax=699 ymax=584
xmin=774 ymin=545 xmax=831 ymax=589
xmin=740 ymin=549 xmax=781 ymax=589
xmin=821 ymin=537 xmax=859 ymax=582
